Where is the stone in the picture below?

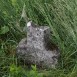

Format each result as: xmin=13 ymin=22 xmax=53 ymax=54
xmin=16 ymin=21 xmax=60 ymax=69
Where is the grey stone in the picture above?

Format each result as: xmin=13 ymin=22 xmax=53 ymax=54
xmin=16 ymin=21 xmax=60 ymax=68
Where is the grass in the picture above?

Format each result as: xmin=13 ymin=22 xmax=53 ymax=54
xmin=0 ymin=0 xmax=77 ymax=77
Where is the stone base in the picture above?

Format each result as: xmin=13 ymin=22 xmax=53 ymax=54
xmin=16 ymin=21 xmax=60 ymax=69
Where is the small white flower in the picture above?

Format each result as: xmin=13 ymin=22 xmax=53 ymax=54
xmin=40 ymin=29 xmax=43 ymax=31
xmin=27 ymin=21 xmax=32 ymax=27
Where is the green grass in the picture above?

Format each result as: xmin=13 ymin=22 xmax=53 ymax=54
xmin=0 ymin=0 xmax=77 ymax=77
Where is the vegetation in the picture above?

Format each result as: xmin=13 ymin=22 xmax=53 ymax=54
xmin=0 ymin=0 xmax=77 ymax=77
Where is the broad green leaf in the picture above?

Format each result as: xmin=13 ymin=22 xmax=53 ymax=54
xmin=0 ymin=26 xmax=9 ymax=34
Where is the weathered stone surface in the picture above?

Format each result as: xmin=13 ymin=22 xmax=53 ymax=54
xmin=16 ymin=21 xmax=60 ymax=68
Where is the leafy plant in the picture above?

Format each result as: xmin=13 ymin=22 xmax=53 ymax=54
xmin=27 ymin=65 xmax=43 ymax=77
xmin=9 ymin=64 xmax=27 ymax=77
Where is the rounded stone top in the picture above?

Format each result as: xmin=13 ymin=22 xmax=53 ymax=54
xmin=39 ymin=26 xmax=50 ymax=31
xmin=27 ymin=21 xmax=50 ymax=33
xmin=27 ymin=21 xmax=50 ymax=29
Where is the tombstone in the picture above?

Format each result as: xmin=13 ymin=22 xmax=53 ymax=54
xmin=16 ymin=21 xmax=60 ymax=68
